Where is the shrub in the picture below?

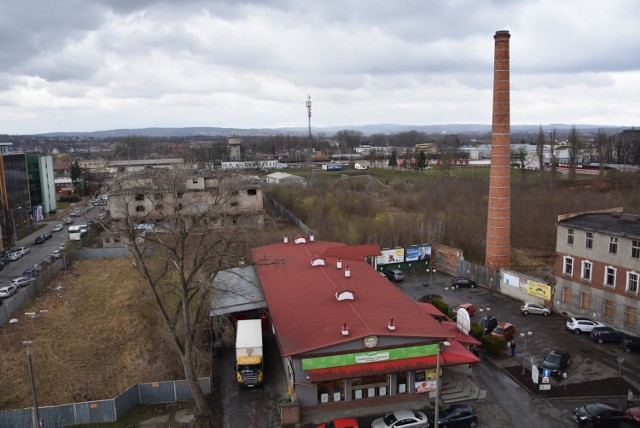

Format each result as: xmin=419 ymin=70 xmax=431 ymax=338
xmin=481 ymin=334 xmax=507 ymax=356
xmin=430 ymin=297 xmax=450 ymax=318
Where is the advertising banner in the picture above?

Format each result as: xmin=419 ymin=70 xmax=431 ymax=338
xmin=405 ymin=245 xmax=431 ymax=262
xmin=527 ymin=280 xmax=552 ymax=300
xmin=415 ymin=369 xmax=438 ymax=393
xmin=376 ymin=248 xmax=405 ymax=265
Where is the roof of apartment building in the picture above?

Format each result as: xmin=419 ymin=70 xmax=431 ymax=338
xmin=251 ymin=239 xmax=453 ymax=357
xmin=559 ymin=209 xmax=640 ymax=239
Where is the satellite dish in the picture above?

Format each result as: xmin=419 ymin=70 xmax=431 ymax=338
xmin=456 ymin=308 xmax=471 ymax=336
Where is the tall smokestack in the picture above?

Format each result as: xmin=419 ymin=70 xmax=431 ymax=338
xmin=485 ymin=30 xmax=511 ymax=270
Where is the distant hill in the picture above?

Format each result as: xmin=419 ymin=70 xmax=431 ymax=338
xmin=34 ymin=124 xmax=627 ymax=138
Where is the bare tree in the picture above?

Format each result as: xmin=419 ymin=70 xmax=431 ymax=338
xmin=108 ymin=169 xmax=263 ymax=423
xmin=595 ymin=128 xmax=608 ymax=177
xmin=548 ymin=128 xmax=558 ymax=179
xmin=511 ymin=147 xmax=533 ymax=182
xmin=535 ymin=125 xmax=546 ymax=179
xmin=567 ymin=125 xmax=581 ymax=181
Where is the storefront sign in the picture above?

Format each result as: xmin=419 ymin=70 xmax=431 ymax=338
xmin=363 ymin=336 xmax=379 ymax=348
xmin=302 ymin=343 xmax=438 ymax=370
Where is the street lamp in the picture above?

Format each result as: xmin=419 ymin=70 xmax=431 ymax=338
xmin=520 ymin=328 xmax=533 ymax=375
xmin=426 ymin=266 xmax=436 ymax=296
xmin=478 ymin=305 xmax=491 ymax=337
xmin=9 ymin=317 xmax=40 ymax=428
xmin=434 ymin=340 xmax=451 ymax=428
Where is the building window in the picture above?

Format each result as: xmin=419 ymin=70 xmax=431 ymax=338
xmin=604 ymin=266 xmax=616 ymax=288
xmin=582 ymin=260 xmax=592 ymax=281
xmin=135 ymin=194 xmax=145 ymax=201
xmin=627 ymin=272 xmax=639 ymax=293
xmin=609 ymin=237 xmax=618 ymax=254
xmin=632 ymin=240 xmax=640 ymax=259
xmin=563 ymin=256 xmax=573 ymax=276
xmin=192 ymin=179 xmax=199 ymax=184
xmin=603 ymin=299 xmax=614 ymax=318
xmin=135 ymin=205 xmax=145 ymax=212
xmin=156 ymin=204 xmax=164 ymax=211
xmin=155 ymin=193 xmax=164 ymax=199
xmin=586 ymin=232 xmax=593 ymax=249
xmin=566 ymin=229 xmax=574 ymax=245
xmin=563 ymin=287 xmax=571 ymax=304
xmin=580 ymin=292 xmax=590 ymax=310
xmin=624 ymin=306 xmax=637 ymax=326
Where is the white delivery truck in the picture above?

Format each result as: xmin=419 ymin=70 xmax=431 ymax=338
xmin=235 ymin=319 xmax=264 ymax=387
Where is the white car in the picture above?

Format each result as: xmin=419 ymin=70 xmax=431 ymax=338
xmin=11 ymin=277 xmax=33 ymax=288
xmin=371 ymin=409 xmax=430 ymax=428
xmin=17 ymin=246 xmax=30 ymax=255
xmin=566 ymin=316 xmax=605 ymax=334
xmin=52 ymin=223 xmax=64 ymax=232
xmin=0 ymin=285 xmax=18 ymax=298
xmin=7 ymin=251 xmax=22 ymax=261
xmin=51 ymin=249 xmax=63 ymax=259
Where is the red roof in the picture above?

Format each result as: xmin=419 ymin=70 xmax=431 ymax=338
xmin=440 ymin=321 xmax=482 ymax=346
xmin=415 ymin=302 xmax=447 ymax=319
xmin=252 ymin=240 xmax=452 ymax=357
xmin=307 ymin=339 xmax=480 ymax=382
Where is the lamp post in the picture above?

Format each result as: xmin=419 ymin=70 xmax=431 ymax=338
xmin=520 ymin=328 xmax=533 ymax=375
xmin=478 ymin=305 xmax=491 ymax=337
xmin=9 ymin=318 xmax=40 ymax=428
xmin=434 ymin=340 xmax=450 ymax=428
xmin=426 ymin=266 xmax=436 ymax=296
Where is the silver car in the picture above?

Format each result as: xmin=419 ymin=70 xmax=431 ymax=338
xmin=520 ymin=302 xmax=550 ymax=316
xmin=0 ymin=285 xmax=18 ymax=298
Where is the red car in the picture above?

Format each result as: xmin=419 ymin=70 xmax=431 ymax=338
xmin=626 ymin=406 xmax=640 ymax=424
xmin=455 ymin=303 xmax=475 ymax=316
xmin=317 ymin=418 xmax=359 ymax=428
xmin=491 ymin=322 xmax=516 ymax=341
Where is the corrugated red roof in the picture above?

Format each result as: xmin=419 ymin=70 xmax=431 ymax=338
xmin=252 ymin=240 xmax=452 ymax=357
xmin=415 ymin=302 xmax=447 ymax=319
xmin=307 ymin=340 xmax=480 ymax=382
xmin=440 ymin=321 xmax=482 ymax=346
xmin=322 ymin=244 xmax=382 ymax=261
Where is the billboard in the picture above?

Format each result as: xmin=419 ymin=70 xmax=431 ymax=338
xmin=405 ymin=244 xmax=431 ymax=262
xmin=376 ymin=248 xmax=405 ymax=265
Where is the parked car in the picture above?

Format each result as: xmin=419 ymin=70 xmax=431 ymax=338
xmin=491 ymin=322 xmax=516 ymax=341
xmin=455 ymin=303 xmax=476 ymax=316
xmin=43 ymin=231 xmax=53 ymax=240
xmin=316 ymin=418 xmax=359 ymax=428
xmin=620 ymin=334 xmax=640 ymax=353
xmin=11 ymin=276 xmax=34 ymax=288
xmin=34 ymin=235 xmax=45 ymax=244
xmin=51 ymin=249 xmax=63 ymax=259
xmin=451 ymin=277 xmax=476 ymax=288
xmin=626 ymin=406 xmax=640 ymax=424
xmin=21 ymin=268 xmax=38 ymax=278
xmin=52 ymin=223 xmax=64 ymax=232
xmin=538 ymin=350 xmax=570 ymax=377
xmin=371 ymin=409 xmax=429 ymax=428
xmin=7 ymin=250 xmax=22 ymax=261
xmin=520 ymin=302 xmax=550 ymax=316
xmin=17 ymin=246 xmax=30 ymax=255
xmin=566 ymin=317 xmax=606 ymax=335
xmin=430 ymin=404 xmax=478 ymax=428
xmin=384 ymin=269 xmax=406 ymax=282
xmin=572 ymin=402 xmax=625 ymax=426
xmin=63 ymin=217 xmax=74 ymax=224
xmin=0 ymin=285 xmax=18 ymax=298
xmin=479 ymin=316 xmax=498 ymax=335
xmin=590 ymin=327 xmax=624 ymax=344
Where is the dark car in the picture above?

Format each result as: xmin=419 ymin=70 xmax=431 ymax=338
xmin=572 ymin=402 xmax=625 ymax=426
xmin=620 ymin=334 xmax=640 ymax=353
xmin=43 ymin=231 xmax=53 ymax=240
xmin=431 ymin=404 xmax=478 ymax=428
xmin=539 ymin=350 xmax=570 ymax=377
xmin=590 ymin=327 xmax=624 ymax=344
xmin=479 ymin=316 xmax=498 ymax=335
xmin=34 ymin=235 xmax=45 ymax=245
xmin=451 ymin=277 xmax=477 ymax=288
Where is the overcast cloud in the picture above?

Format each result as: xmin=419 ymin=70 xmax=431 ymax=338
xmin=1 ymin=0 xmax=639 ymax=134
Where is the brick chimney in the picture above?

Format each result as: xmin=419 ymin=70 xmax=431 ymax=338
xmin=485 ymin=30 xmax=511 ymax=270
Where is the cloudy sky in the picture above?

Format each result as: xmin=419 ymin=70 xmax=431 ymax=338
xmin=1 ymin=0 xmax=639 ymax=135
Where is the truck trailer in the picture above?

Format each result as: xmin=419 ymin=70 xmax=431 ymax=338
xmin=235 ymin=319 xmax=264 ymax=387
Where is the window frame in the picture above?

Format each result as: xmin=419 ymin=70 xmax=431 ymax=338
xmin=563 ymin=256 xmax=574 ymax=276
xmin=609 ymin=237 xmax=618 ymax=254
xmin=585 ymin=232 xmax=593 ymax=249
xmin=566 ymin=228 xmax=574 ymax=245
xmin=627 ymin=271 xmax=639 ymax=294
xmin=581 ymin=260 xmax=592 ymax=281
xmin=604 ymin=266 xmax=617 ymax=288
xmin=632 ymin=240 xmax=640 ymax=259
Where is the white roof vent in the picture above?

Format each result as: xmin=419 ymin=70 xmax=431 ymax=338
xmin=344 ymin=266 xmax=351 ymax=278
xmin=311 ymin=258 xmax=326 ymax=267
xmin=335 ymin=290 xmax=355 ymax=301
xmin=309 ymin=233 xmax=315 ymax=241
xmin=295 ymin=236 xmax=307 ymax=244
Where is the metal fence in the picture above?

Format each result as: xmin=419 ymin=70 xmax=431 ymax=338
xmin=456 ymin=259 xmax=501 ymax=291
xmin=0 ymin=377 xmax=211 ymax=427
xmin=265 ymin=194 xmax=313 ymax=236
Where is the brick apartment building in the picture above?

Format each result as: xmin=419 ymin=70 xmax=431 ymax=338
xmin=554 ymin=207 xmax=640 ymax=336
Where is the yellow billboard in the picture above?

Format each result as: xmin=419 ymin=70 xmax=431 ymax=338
xmin=527 ymin=280 xmax=552 ymax=300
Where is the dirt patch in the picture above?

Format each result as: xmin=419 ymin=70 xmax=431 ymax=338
xmin=0 ymin=258 xmax=179 ymax=409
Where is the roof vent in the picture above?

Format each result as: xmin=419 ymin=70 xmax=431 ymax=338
xmin=311 ymin=258 xmax=326 ymax=267
xmin=345 ymin=266 xmax=351 ymax=278
xmin=335 ymin=290 xmax=354 ymax=301
xmin=309 ymin=233 xmax=315 ymax=241
xmin=283 ymin=235 xmax=289 ymax=243
xmin=388 ymin=318 xmax=396 ymax=331
xmin=238 ymin=257 xmax=245 ymax=266
xmin=337 ymin=258 xmax=343 ymax=269
xmin=295 ymin=236 xmax=307 ymax=244
xmin=341 ymin=322 xmax=349 ymax=336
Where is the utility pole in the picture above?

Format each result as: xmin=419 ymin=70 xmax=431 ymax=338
xmin=306 ymin=95 xmax=312 ymax=165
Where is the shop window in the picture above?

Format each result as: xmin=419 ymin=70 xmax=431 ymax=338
xmin=351 ymin=374 xmax=389 ymax=400
xmin=318 ymin=380 xmax=343 ymax=404
xmin=397 ymin=372 xmax=408 ymax=394
xmin=563 ymin=287 xmax=571 ymax=304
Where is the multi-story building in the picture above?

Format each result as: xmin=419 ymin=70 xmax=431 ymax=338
xmin=555 ymin=207 xmax=640 ymax=336
xmin=0 ymin=149 xmax=31 ymax=248
xmin=27 ymin=154 xmax=57 ymax=215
